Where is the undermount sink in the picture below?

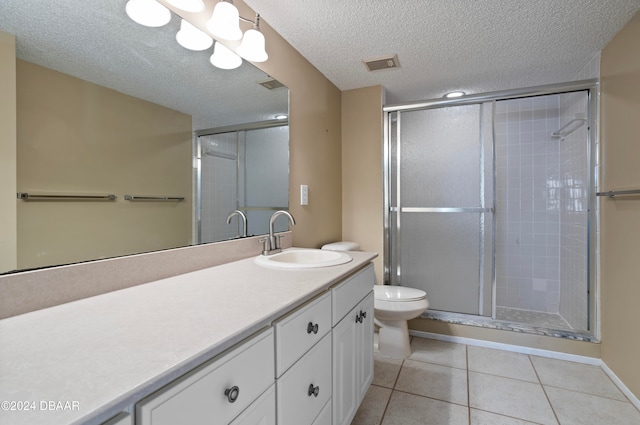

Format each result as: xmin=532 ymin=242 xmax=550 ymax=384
xmin=254 ymin=249 xmax=353 ymax=269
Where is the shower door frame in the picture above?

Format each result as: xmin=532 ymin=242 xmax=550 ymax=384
xmin=383 ymin=79 xmax=600 ymax=339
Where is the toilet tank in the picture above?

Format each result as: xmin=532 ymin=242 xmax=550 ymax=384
xmin=321 ymin=241 xmax=360 ymax=251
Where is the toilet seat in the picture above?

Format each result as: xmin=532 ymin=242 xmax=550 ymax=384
xmin=374 ymin=285 xmax=426 ymax=302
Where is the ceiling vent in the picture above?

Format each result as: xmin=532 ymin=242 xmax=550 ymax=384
xmin=363 ymin=54 xmax=400 ymax=72
xmin=258 ymin=77 xmax=285 ymax=90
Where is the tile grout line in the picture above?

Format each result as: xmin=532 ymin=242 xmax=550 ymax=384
xmin=378 ymin=358 xmax=405 ymax=424
xmin=466 ymin=343 xmax=471 ymax=425
xmin=529 ymin=353 xmax=562 ymax=425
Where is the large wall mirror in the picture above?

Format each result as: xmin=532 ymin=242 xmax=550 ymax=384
xmin=0 ymin=0 xmax=289 ymax=274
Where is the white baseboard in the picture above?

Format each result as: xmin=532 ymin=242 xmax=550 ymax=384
xmin=409 ymin=330 xmax=640 ymax=410
xmin=601 ymin=361 xmax=640 ymax=411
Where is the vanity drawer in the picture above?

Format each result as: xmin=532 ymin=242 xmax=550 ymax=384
xmin=332 ymin=264 xmax=375 ymax=326
xmin=229 ymin=385 xmax=275 ymax=425
xmin=136 ymin=328 xmax=274 ymax=425
xmin=312 ymin=398 xmax=332 ymax=425
xmin=276 ymin=332 xmax=332 ymax=425
xmin=274 ymin=292 xmax=331 ymax=376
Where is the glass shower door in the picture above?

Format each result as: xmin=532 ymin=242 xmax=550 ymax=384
xmin=388 ymin=103 xmax=494 ymax=316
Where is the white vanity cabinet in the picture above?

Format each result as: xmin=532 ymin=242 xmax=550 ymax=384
xmin=135 ymin=328 xmax=274 ymax=425
xmin=331 ymin=264 xmax=375 ymax=425
xmin=274 ymin=292 xmax=332 ymax=425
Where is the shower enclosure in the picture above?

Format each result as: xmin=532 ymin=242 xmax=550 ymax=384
xmin=384 ymin=81 xmax=598 ymax=337
xmin=196 ymin=123 xmax=289 ymax=243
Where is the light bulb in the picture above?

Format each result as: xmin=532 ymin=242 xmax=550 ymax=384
xmin=207 ymin=1 xmax=242 ymax=41
xmin=166 ymin=0 xmax=205 ymax=13
xmin=236 ymin=28 xmax=268 ymax=62
xmin=176 ymin=19 xmax=213 ymax=51
xmin=125 ymin=0 xmax=171 ymax=27
xmin=210 ymin=42 xmax=242 ymax=69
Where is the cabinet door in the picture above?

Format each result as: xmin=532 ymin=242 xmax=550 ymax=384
xmin=332 ymin=306 xmax=359 ymax=425
xmin=357 ymin=292 xmax=374 ymax=398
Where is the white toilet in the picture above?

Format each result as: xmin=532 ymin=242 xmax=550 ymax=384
xmin=321 ymin=241 xmax=429 ymax=359
xmin=373 ymin=285 xmax=428 ymax=358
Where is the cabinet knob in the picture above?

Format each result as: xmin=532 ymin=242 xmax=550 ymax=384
xmin=307 ymin=384 xmax=320 ymax=397
xmin=224 ymin=386 xmax=240 ymax=403
xmin=360 ymin=310 xmax=367 ymax=319
xmin=307 ymin=321 xmax=319 ymax=334
xmin=355 ymin=314 xmax=362 ymax=323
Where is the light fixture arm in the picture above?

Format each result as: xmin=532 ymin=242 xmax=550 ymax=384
xmin=239 ymin=13 xmax=261 ymax=29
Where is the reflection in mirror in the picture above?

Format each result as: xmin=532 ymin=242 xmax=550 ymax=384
xmin=0 ymin=0 xmax=289 ymax=274
xmin=198 ymin=123 xmax=290 ymax=243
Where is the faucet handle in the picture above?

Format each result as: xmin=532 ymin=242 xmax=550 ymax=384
xmin=258 ymin=237 xmax=269 ymax=254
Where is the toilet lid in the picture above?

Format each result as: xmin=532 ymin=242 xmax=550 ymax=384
xmin=374 ymin=285 xmax=426 ymax=301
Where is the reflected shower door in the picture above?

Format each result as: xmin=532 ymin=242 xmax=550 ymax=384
xmin=388 ymin=103 xmax=493 ymax=316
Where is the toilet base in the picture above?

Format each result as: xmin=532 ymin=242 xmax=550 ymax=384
xmin=377 ymin=319 xmax=411 ymax=359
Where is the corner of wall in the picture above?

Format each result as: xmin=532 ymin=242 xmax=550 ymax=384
xmin=0 ymin=31 xmax=17 ymax=272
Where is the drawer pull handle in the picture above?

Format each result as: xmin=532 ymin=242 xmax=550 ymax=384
xmin=307 ymin=322 xmax=319 ymax=334
xmin=225 ymin=386 xmax=240 ymax=403
xmin=307 ymin=384 xmax=320 ymax=397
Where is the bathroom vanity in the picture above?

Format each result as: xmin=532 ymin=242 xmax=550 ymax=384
xmin=0 ymin=249 xmax=376 ymax=425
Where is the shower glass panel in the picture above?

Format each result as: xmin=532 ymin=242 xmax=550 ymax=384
xmin=389 ymin=104 xmax=494 ymax=316
xmin=494 ymin=91 xmax=591 ymax=331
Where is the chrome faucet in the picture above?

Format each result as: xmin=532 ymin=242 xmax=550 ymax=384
xmin=226 ymin=210 xmax=248 ymax=238
xmin=261 ymin=210 xmax=295 ymax=255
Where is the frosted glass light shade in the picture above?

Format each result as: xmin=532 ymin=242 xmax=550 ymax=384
xmin=176 ymin=19 xmax=213 ymax=51
xmin=166 ymin=0 xmax=205 ymax=13
xmin=236 ymin=28 xmax=268 ymax=62
xmin=207 ymin=1 xmax=242 ymax=41
xmin=125 ymin=0 xmax=171 ymax=27
xmin=210 ymin=42 xmax=242 ymax=69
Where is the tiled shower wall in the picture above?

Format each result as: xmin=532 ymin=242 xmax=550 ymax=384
xmin=495 ymin=96 xmax=562 ymax=313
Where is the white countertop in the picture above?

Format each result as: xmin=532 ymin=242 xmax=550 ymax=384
xmin=0 ymin=250 xmax=377 ymax=425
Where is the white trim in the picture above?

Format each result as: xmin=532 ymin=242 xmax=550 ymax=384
xmin=409 ymin=330 xmax=601 ymax=365
xmin=601 ymin=361 xmax=640 ymax=411
xmin=409 ymin=330 xmax=640 ymax=409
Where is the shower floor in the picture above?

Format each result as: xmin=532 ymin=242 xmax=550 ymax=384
xmin=496 ymin=307 xmax=572 ymax=330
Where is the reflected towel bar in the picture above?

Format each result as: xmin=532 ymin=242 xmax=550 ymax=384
xmin=596 ymin=189 xmax=640 ymax=198
xmin=124 ymin=195 xmax=184 ymax=201
xmin=17 ymin=192 xmax=116 ymax=201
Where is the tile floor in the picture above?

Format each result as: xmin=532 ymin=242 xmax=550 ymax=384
xmin=352 ymin=337 xmax=640 ymax=425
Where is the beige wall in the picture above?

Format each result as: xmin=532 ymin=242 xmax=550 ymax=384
xmin=16 ymin=60 xmax=192 ymax=270
xmin=600 ymin=11 xmax=640 ymax=398
xmin=341 ymin=86 xmax=385 ymax=283
xmin=0 ymin=32 xmax=17 ymax=272
xmin=234 ymin=1 xmax=343 ymax=248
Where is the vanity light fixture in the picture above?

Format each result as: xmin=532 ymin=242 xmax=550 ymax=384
xmin=236 ymin=15 xmax=268 ymax=62
xmin=166 ymin=0 xmax=205 ymax=13
xmin=207 ymin=1 xmax=269 ymax=63
xmin=444 ymin=91 xmax=466 ymax=98
xmin=207 ymin=1 xmax=243 ymax=41
xmin=125 ymin=0 xmax=171 ymax=27
xmin=176 ymin=19 xmax=214 ymax=51
xmin=210 ymin=42 xmax=243 ymax=70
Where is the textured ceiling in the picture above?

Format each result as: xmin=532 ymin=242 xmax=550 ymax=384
xmin=0 ymin=0 xmax=288 ymax=130
xmin=244 ymin=0 xmax=640 ymax=104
